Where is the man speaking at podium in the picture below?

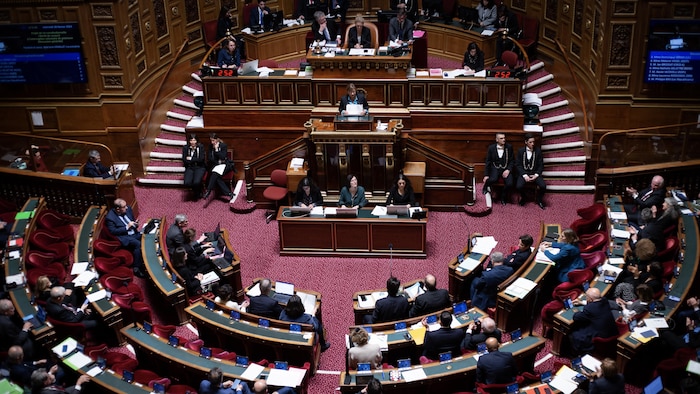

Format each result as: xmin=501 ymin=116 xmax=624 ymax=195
xmin=339 ymin=83 xmax=369 ymax=116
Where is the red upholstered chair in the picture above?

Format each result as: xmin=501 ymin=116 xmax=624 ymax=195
xmin=516 ymin=14 xmax=539 ymax=58
xmin=111 ymin=358 xmax=139 ymax=375
xmin=214 ymin=350 xmax=238 ymax=361
xmin=84 ymin=344 xmax=133 ymax=367
xmin=152 ymin=324 xmax=177 ymax=338
xmin=100 ymin=274 xmax=143 ymax=300
xmin=566 ymin=269 xmax=594 ymax=288
xmin=476 ymin=376 xmax=523 ymax=394
xmin=25 ymin=251 xmax=67 ymax=281
xmin=242 ymin=2 xmax=257 ymax=30
xmin=203 ymin=19 xmax=219 ymax=48
xmin=149 ymin=378 xmax=171 ymax=390
xmin=578 ymin=231 xmax=608 ymax=253
xmin=571 ymin=214 xmax=606 ymax=237
xmin=93 ymin=238 xmax=134 ymax=267
xmin=131 ymin=301 xmax=153 ymax=324
xmin=577 ymin=203 xmax=606 ymax=220
xmin=501 ymin=50 xmax=520 ymax=69
xmin=581 ymin=251 xmax=607 ymax=271
xmin=185 ymin=339 xmax=204 ymax=352
xmin=29 ymin=230 xmax=70 ymax=262
xmin=540 ymin=299 xmax=564 ymax=337
xmin=94 ymin=256 xmax=124 ymax=274
xmin=591 ymin=334 xmax=619 ymax=360
xmin=46 ymin=316 xmax=87 ymax=343
xmin=662 ymin=260 xmax=677 ymax=281
xmin=26 ymin=267 xmax=66 ymax=289
xmin=258 ymin=59 xmax=279 ymax=68
xmin=657 ymin=236 xmax=680 ymax=262
xmin=36 ymin=210 xmax=75 ymax=244
xmin=133 ymin=370 xmax=161 ymax=386
xmin=419 ymin=355 xmax=435 ymax=365
xmin=262 ymin=169 xmax=288 ymax=223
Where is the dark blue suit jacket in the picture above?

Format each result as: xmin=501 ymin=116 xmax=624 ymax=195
xmin=83 ymin=161 xmax=111 ymax=178
xmin=470 ymin=265 xmax=513 ymax=311
xmin=422 ymin=327 xmax=465 ymax=359
xmin=588 ymin=373 xmax=625 ymax=394
xmin=105 ymin=206 xmax=139 ymax=247
xmin=409 ymin=288 xmax=450 ymax=317
xmin=505 ymin=248 xmax=531 ymax=270
xmin=571 ymin=299 xmax=618 ymax=354
xmin=248 ymin=294 xmax=283 ymax=319
xmin=372 ymin=295 xmax=410 ymax=323
xmin=476 ymin=350 xmax=518 ymax=384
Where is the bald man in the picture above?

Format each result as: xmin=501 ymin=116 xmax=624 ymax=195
xmin=240 ymin=379 xmax=295 ymax=394
xmin=409 ymin=274 xmax=450 ymax=317
xmin=570 ymin=288 xmax=618 ymax=355
xmin=461 ymin=316 xmax=502 ymax=352
xmin=476 ymin=337 xmax=518 ymax=384
xmin=624 ymin=175 xmax=666 ymax=225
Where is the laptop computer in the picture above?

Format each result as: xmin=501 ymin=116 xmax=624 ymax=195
xmin=238 ymin=59 xmax=259 ymax=76
xmin=273 ymin=281 xmax=295 ymax=304
xmin=205 ymin=222 xmax=221 ymax=242
xmin=387 ymin=205 xmax=409 ymax=216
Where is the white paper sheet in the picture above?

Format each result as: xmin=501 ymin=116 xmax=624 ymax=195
xmin=581 ymin=354 xmax=602 ymax=372
xmin=86 ymin=366 xmax=103 ymax=377
xmin=86 ymin=289 xmax=107 ymax=303
xmin=52 ymin=337 xmax=78 ymax=357
xmin=608 ymin=211 xmax=628 ymax=220
xmin=401 ymin=368 xmax=427 ymax=382
xmin=371 ymin=206 xmax=388 ymax=216
xmin=471 ymin=236 xmax=498 ymax=255
xmin=73 ymin=271 xmax=97 ymax=286
xmin=64 ymin=352 xmax=93 ymax=370
xmin=247 ymin=283 xmax=262 ymax=297
xmin=345 ymin=103 xmax=364 ymax=115
xmin=240 ymin=363 xmax=265 ymax=381
xmin=71 ymin=262 xmax=89 ymax=275
xmin=611 ymin=228 xmax=631 ymax=239
xmin=212 ymin=164 xmax=226 ymax=176
xmin=266 ymin=367 xmax=306 ymax=387
xmin=643 ymin=317 xmax=669 ymax=329
xmin=458 ymin=257 xmax=482 ymax=271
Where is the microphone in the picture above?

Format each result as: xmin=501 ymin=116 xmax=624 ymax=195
xmin=389 ymin=243 xmax=394 ymax=277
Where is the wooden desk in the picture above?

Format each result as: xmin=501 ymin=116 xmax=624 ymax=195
xmin=244 ymin=24 xmax=312 ymax=61
xmin=338 ymin=334 xmax=545 ymax=394
xmin=352 ymin=278 xmax=423 ymax=324
xmin=306 ymin=48 xmax=412 ymax=79
xmin=4 ymin=198 xmax=56 ymax=347
xmin=277 ymin=206 xmax=428 ymax=258
xmin=121 ymin=325 xmax=309 ymax=394
xmin=420 ymin=21 xmax=499 ymax=65
xmin=496 ymin=223 xmax=560 ymax=332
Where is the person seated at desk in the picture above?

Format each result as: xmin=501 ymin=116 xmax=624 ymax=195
xmin=585 ymin=358 xmax=625 ymax=394
xmin=294 ymin=177 xmax=323 ymax=208
xmin=212 ymin=283 xmax=249 ymax=312
xmin=105 ymin=198 xmax=146 ymax=278
xmin=504 ymin=234 xmax=533 ymax=270
xmin=45 ymin=286 xmax=98 ymax=330
xmin=248 ymin=278 xmax=283 ymax=319
xmin=389 ymin=10 xmax=413 ymax=45
xmin=391 ymin=0 xmax=417 ymax=22
xmin=30 ymin=368 xmax=90 ymax=394
xmin=494 ymin=4 xmax=519 ymax=66
xmin=421 ymin=311 xmax=465 ymax=360
xmin=627 ymin=208 xmax=664 ymax=252
xmin=338 ymin=174 xmax=368 ymax=208
xmin=217 ymin=38 xmax=240 ymax=70
xmin=249 ymin=0 xmax=272 ymax=30
xmin=348 ymin=327 xmax=383 ymax=369
xmin=200 ymin=367 xmax=237 ymax=394
xmin=470 ymin=252 xmax=514 ymax=311
xmin=540 ymin=228 xmax=585 ymax=284
xmin=476 ymin=0 xmax=497 ymax=30
xmin=409 ymin=274 xmax=450 ymax=317
xmin=312 ymin=11 xmax=340 ymax=43
xmin=0 ymin=218 xmax=14 ymax=253
xmin=570 ymin=288 xmax=618 ymax=355
xmin=34 ymin=275 xmax=78 ymax=306
xmin=171 ymin=247 xmax=204 ymax=296
xmin=0 ymin=299 xmax=35 ymax=359
xmin=367 ymin=276 xmax=409 ymax=324
xmin=356 ymin=378 xmax=382 ymax=394
xmin=7 ymin=345 xmax=61 ymax=390
xmin=609 ymin=283 xmax=653 ymax=321
xmin=166 ymin=213 xmax=188 ymax=256
xmin=386 ymin=171 xmax=417 ymax=207
xmin=339 ymin=83 xmax=369 ymax=117
xmin=624 ymin=175 xmax=665 ymax=226
xmin=182 ymin=228 xmax=217 ymax=273
xmin=462 ymin=42 xmax=485 ymax=73
xmin=476 ymin=337 xmax=518 ymax=384
xmin=279 ymin=294 xmax=331 ymax=352
xmin=348 ymin=15 xmax=372 ymax=49
xmin=182 ymin=133 xmax=206 ymax=200
xmin=461 ymin=317 xmax=501 ymax=352
xmin=83 ymin=149 xmax=114 ymax=179
xmin=203 ymin=133 xmax=236 ymax=203
xmin=240 ymin=379 xmax=297 ymax=394
xmin=483 ymin=132 xmax=514 ymax=203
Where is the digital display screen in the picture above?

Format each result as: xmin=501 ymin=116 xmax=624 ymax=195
xmin=645 ymin=19 xmax=700 ymax=84
xmin=477 ymin=342 xmax=487 ymax=354
xmin=453 ymin=301 xmax=467 ymax=315
xmin=259 ymin=318 xmax=270 ymax=328
xmin=426 ymin=315 xmax=438 ymax=324
xmin=0 ymin=23 xmax=87 ymax=84
xmin=274 ymin=361 xmax=288 ymax=370
xmin=290 ymin=323 xmax=302 ymax=332
xmin=357 ymin=362 xmax=371 ymax=372
xmin=398 ymin=358 xmax=411 ymax=368
xmin=394 ymin=322 xmax=407 ymax=330
xmin=439 ymin=352 xmax=452 ymax=362
xmin=236 ymin=355 xmax=249 ymax=366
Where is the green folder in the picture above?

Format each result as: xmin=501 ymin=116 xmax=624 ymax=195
xmin=14 ymin=211 xmax=33 ymax=220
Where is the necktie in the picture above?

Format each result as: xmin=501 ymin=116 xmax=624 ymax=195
xmin=259 ymin=10 xmax=263 ymax=25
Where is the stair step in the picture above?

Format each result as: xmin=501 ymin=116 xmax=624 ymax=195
xmin=547 ymin=184 xmax=597 ymax=192
xmin=174 ymin=95 xmax=197 ymax=110
xmin=150 ymin=152 xmax=181 ymax=159
xmin=542 ymin=170 xmax=586 ymax=177
xmin=183 ymin=81 xmax=203 ymax=95
xmin=528 ymin=60 xmax=544 ymax=73
xmin=540 ymin=99 xmax=569 ymax=112
xmin=191 ymin=72 xmax=202 ymax=83
xmin=542 ymin=126 xmax=579 ymax=138
xmin=541 ymin=141 xmax=585 ymax=151
xmin=524 ymin=73 xmax=553 ymax=90
xmin=146 ymin=165 xmax=185 ymax=173
xmin=540 ymin=112 xmax=574 ymax=125
xmin=544 ymin=155 xmax=586 ymax=164
xmin=167 ymin=109 xmax=194 ymax=122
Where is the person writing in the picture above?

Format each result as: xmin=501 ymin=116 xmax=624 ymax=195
xmin=540 ymin=228 xmax=585 ymax=284
xmin=462 ymin=42 xmax=485 ymax=73
xmin=338 ymin=174 xmax=368 ymax=208
xmin=294 ymin=177 xmax=323 ymax=208
xmin=339 ymin=83 xmax=369 ymax=116
xmin=217 ymin=38 xmax=240 ymax=70
xmin=386 ymin=171 xmax=416 ymax=207
xmin=389 ymin=10 xmax=413 ymax=45
xmin=348 ymin=15 xmax=371 ymax=49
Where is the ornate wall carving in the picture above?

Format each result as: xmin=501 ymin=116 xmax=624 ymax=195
xmin=609 ymin=24 xmax=632 ymax=67
xmin=97 ymin=26 xmax=120 ymax=67
xmin=606 ymin=74 xmax=629 ymax=89
xmin=103 ymin=75 xmax=123 ymax=88
xmin=613 ymin=2 xmax=635 ymax=15
xmin=154 ymin=0 xmax=168 ymax=38
xmin=130 ymin=12 xmax=144 ymax=55
xmin=673 ymin=4 xmax=695 ymax=17
xmin=92 ymin=4 xmax=113 ymax=18
xmin=39 ymin=9 xmax=58 ymax=21
xmin=185 ymin=0 xmax=200 ymax=24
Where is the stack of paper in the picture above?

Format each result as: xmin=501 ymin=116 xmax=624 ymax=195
xmin=296 ymin=291 xmax=317 ymax=315
xmin=630 ymin=327 xmax=658 ymax=342
xmin=608 ymin=211 xmax=627 ymax=221
xmin=549 ymin=365 xmax=579 ymax=394
xmin=611 ymin=228 xmax=631 ymax=239
xmin=458 ymin=256 xmax=482 ymax=271
xmin=266 ymin=367 xmax=307 ymax=387
xmin=401 ymin=368 xmax=427 ymax=382
xmin=403 ymin=282 xmax=425 ymax=299
xmin=290 ymin=158 xmax=304 ymax=168
xmin=504 ymin=277 xmax=536 ymax=299
xmin=357 ymin=291 xmax=388 ymax=308
xmin=535 ymin=248 xmax=559 ymax=264
xmin=472 ymin=236 xmax=498 ymax=255
xmin=368 ymin=333 xmax=388 ymax=351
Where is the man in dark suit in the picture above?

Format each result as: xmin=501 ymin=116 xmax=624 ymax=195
xmin=515 ymin=133 xmax=546 ymax=209
xmin=388 ymin=10 xmax=413 ymax=44
xmin=461 ymin=317 xmax=502 ymax=351
xmin=476 ymin=337 xmax=518 ymax=384
xmin=347 ymin=15 xmax=372 ymax=49
xmin=166 ymin=213 xmax=188 ymax=255
xmin=483 ymin=133 xmax=515 ymax=205
xmin=504 ymin=234 xmax=533 ymax=270
xmin=422 ymin=311 xmax=465 ymax=360
xmin=247 ymin=278 xmax=283 ymax=319
xmin=45 ymin=287 xmax=98 ymax=329
xmin=30 ymin=367 xmax=90 ymax=394
xmin=339 ymin=83 xmax=369 ymax=116
xmin=409 ymin=274 xmax=450 ymax=317
xmin=296 ymin=0 xmax=319 ymax=22
xmin=624 ymin=175 xmax=665 ymax=225
xmin=105 ymin=198 xmax=145 ymax=277
xmin=83 ymin=150 xmax=113 ymax=178
xmin=470 ymin=252 xmax=513 ymax=311
xmin=249 ymin=0 xmax=272 ymax=30
xmin=629 ymin=208 xmax=665 ymax=251
xmin=311 ymin=11 xmax=339 ymax=43
xmin=369 ymin=276 xmax=410 ymax=324
xmin=570 ymin=288 xmax=618 ymax=355
xmin=0 ymin=299 xmax=34 ymax=358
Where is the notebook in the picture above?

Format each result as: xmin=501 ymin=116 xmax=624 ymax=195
xmin=273 ymin=281 xmax=295 ymax=304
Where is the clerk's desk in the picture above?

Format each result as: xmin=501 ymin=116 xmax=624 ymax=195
xmin=244 ymin=23 xmax=311 ymax=61
xmin=277 ymin=206 xmax=428 ymax=258
xmin=306 ymin=47 xmax=412 ymax=78
xmin=496 ymin=223 xmax=561 ymax=332
xmin=121 ymin=325 xmax=309 ymax=394
xmin=338 ymin=334 xmax=545 ymax=394
xmin=4 ymin=197 xmax=56 ymax=346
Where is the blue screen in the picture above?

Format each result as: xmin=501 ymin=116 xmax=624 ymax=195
xmin=439 ymin=352 xmax=452 ymax=362
xmin=357 ymin=362 xmax=371 ymax=371
xmin=290 ymin=323 xmax=301 ymax=332
xmin=236 ymin=356 xmax=249 ymax=366
xmin=259 ymin=318 xmax=270 ymax=327
xmin=274 ymin=361 xmax=288 ymax=370
xmin=453 ymin=301 xmax=467 ymax=314
xmin=426 ymin=314 xmax=438 ymax=324
xmin=394 ymin=322 xmax=407 ymax=330
xmin=398 ymin=358 xmax=411 ymax=368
